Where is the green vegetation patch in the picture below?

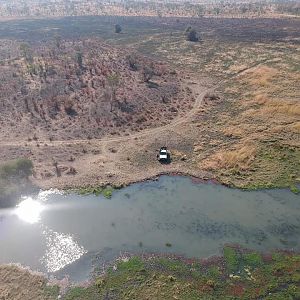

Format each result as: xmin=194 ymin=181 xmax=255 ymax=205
xmin=117 ymin=256 xmax=145 ymax=272
xmin=0 ymin=158 xmax=33 ymax=207
xmin=224 ymin=246 xmax=239 ymax=273
xmin=43 ymin=285 xmax=60 ymax=299
xmin=63 ymin=247 xmax=300 ymax=300
xmin=245 ymin=143 xmax=300 ymax=192
xmin=73 ymin=186 xmax=114 ymax=198
xmin=0 ymin=158 xmax=33 ymax=179
xmin=243 ymin=252 xmax=262 ymax=267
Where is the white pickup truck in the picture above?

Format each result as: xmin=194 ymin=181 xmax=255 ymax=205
xmin=157 ymin=147 xmax=170 ymax=163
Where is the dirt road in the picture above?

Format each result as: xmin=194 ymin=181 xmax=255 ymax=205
xmin=1 ymin=79 xmax=213 ymax=190
xmin=1 ymin=81 xmax=208 ymax=148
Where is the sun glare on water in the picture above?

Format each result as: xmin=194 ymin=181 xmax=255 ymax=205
xmin=15 ymin=197 xmax=43 ymax=224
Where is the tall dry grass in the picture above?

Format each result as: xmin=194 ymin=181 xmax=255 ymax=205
xmin=290 ymin=122 xmax=300 ymax=133
xmin=222 ymin=126 xmax=245 ymax=138
xmin=243 ymin=93 xmax=300 ymax=118
xmin=201 ymin=143 xmax=257 ymax=171
xmin=247 ymin=66 xmax=279 ymax=87
xmin=259 ymin=99 xmax=300 ymax=116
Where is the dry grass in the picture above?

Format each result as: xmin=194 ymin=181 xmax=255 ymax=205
xmin=243 ymin=95 xmax=300 ymax=118
xmin=252 ymin=93 xmax=269 ymax=105
xmin=259 ymin=99 xmax=300 ymax=116
xmin=290 ymin=122 xmax=300 ymax=133
xmin=222 ymin=126 xmax=245 ymax=138
xmin=0 ymin=265 xmax=56 ymax=300
xmin=247 ymin=66 xmax=279 ymax=87
xmin=201 ymin=143 xmax=257 ymax=171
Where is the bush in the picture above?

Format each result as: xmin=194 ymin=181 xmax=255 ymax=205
xmin=64 ymin=99 xmax=77 ymax=116
xmin=185 ymin=27 xmax=199 ymax=42
xmin=75 ymin=51 xmax=83 ymax=69
xmin=224 ymin=247 xmax=239 ymax=273
xmin=0 ymin=158 xmax=34 ymax=208
xmin=243 ymin=252 xmax=262 ymax=267
xmin=0 ymin=158 xmax=33 ymax=179
xmin=117 ymin=257 xmax=144 ymax=272
xmin=115 ymin=24 xmax=122 ymax=34
xmin=143 ymin=65 xmax=155 ymax=82
xmin=20 ymin=43 xmax=34 ymax=63
xmin=102 ymin=187 xmax=113 ymax=199
xmin=127 ymin=54 xmax=138 ymax=71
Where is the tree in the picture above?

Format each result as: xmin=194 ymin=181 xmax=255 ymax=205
xmin=115 ymin=24 xmax=122 ymax=34
xmin=75 ymin=51 xmax=83 ymax=69
xmin=52 ymin=159 xmax=61 ymax=177
xmin=54 ymin=34 xmax=62 ymax=49
xmin=127 ymin=54 xmax=138 ymax=71
xmin=64 ymin=98 xmax=76 ymax=116
xmin=185 ymin=26 xmax=192 ymax=33
xmin=213 ymin=7 xmax=221 ymax=15
xmin=20 ymin=43 xmax=33 ymax=63
xmin=196 ymin=6 xmax=204 ymax=17
xmin=185 ymin=27 xmax=199 ymax=42
xmin=107 ymin=73 xmax=120 ymax=112
xmin=143 ymin=65 xmax=155 ymax=83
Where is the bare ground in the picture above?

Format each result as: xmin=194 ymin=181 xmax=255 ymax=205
xmin=0 ymin=265 xmax=57 ymax=300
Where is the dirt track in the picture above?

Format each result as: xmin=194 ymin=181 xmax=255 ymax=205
xmin=1 ymin=81 xmax=207 ymax=148
xmin=21 ymin=78 xmax=213 ymax=190
xmin=1 ymin=64 xmax=266 ymax=190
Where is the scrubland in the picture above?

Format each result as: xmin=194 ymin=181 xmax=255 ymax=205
xmin=0 ymin=16 xmax=299 ymax=192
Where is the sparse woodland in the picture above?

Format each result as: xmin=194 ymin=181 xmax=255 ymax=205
xmin=0 ymin=39 xmax=190 ymax=141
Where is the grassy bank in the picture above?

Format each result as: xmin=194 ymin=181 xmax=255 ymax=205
xmin=61 ymin=246 xmax=300 ymax=299
xmin=71 ymin=186 xmax=115 ymax=199
xmin=1 ymin=247 xmax=300 ymax=299
xmin=1 ymin=246 xmax=300 ymax=300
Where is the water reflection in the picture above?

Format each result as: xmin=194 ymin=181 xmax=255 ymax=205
xmin=41 ymin=227 xmax=86 ymax=272
xmin=13 ymin=193 xmax=86 ymax=273
xmin=15 ymin=197 xmax=43 ymax=224
xmin=38 ymin=189 xmax=63 ymax=201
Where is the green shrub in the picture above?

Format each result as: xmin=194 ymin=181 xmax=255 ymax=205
xmin=75 ymin=186 xmax=113 ymax=198
xmin=208 ymin=266 xmax=222 ymax=279
xmin=0 ymin=158 xmax=33 ymax=179
xmin=243 ymin=252 xmax=262 ymax=267
xmin=185 ymin=27 xmax=199 ymax=42
xmin=64 ymin=287 xmax=89 ymax=299
xmin=43 ymin=285 xmax=60 ymax=298
xmin=102 ymin=187 xmax=113 ymax=199
xmin=157 ymin=258 xmax=189 ymax=274
xmin=290 ymin=185 xmax=300 ymax=194
xmin=224 ymin=247 xmax=239 ymax=273
xmin=117 ymin=257 xmax=144 ymax=272
xmin=287 ymin=284 xmax=300 ymax=298
xmin=115 ymin=24 xmax=122 ymax=33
